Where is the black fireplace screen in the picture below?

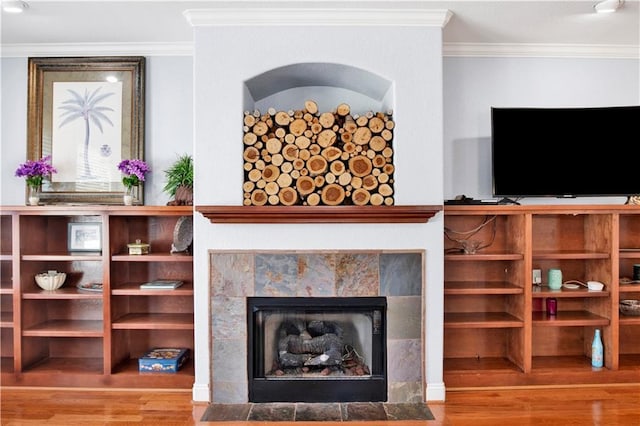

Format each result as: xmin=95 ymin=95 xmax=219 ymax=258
xmin=247 ymin=297 xmax=387 ymax=403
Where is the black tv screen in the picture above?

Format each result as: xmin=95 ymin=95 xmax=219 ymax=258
xmin=491 ymin=105 xmax=640 ymax=198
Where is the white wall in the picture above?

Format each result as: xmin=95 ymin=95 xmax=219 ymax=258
xmin=443 ymin=56 xmax=640 ymax=202
xmin=0 ymin=56 xmax=194 ymax=206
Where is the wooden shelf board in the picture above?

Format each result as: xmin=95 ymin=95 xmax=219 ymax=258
xmin=444 ymin=356 xmax=522 ymax=373
xmin=112 ymin=313 xmax=194 ymax=330
xmin=23 ymin=319 xmax=103 ymax=336
xmin=619 ymin=316 xmax=640 ymax=325
xmin=619 ymin=250 xmax=640 ymax=259
xmin=531 ymin=355 xmax=596 ymax=370
xmin=22 ymin=287 xmax=103 ymax=299
xmin=195 ymin=205 xmax=442 ymax=224
xmin=22 ymin=356 xmax=104 ymax=374
xmin=111 ymin=253 xmax=193 ymax=262
xmin=0 ymin=311 xmax=14 ymax=326
xmin=444 ymin=252 xmax=523 ymax=261
xmin=619 ymin=284 xmax=640 ymax=293
xmin=1 ymin=205 xmax=192 ymax=215
xmin=532 ymin=310 xmax=610 ymax=326
xmin=444 ymin=312 xmax=524 ymax=328
xmin=532 ymin=251 xmax=610 ymax=260
xmin=112 ymin=282 xmax=193 ymax=296
xmin=22 ymin=253 xmax=103 ymax=261
xmin=444 ymin=281 xmax=523 ymax=295
xmin=532 ymin=288 xmax=609 ymax=298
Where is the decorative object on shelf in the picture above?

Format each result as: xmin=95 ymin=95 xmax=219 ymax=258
xmin=546 ymin=298 xmax=557 ymax=316
xmin=35 ymin=270 xmax=66 ymax=290
xmin=444 ymin=215 xmax=497 ymax=254
xmin=591 ymin=329 xmax=604 ymax=368
xmin=171 ymin=216 xmax=193 ymax=253
xmin=123 ymin=185 xmax=135 ymax=206
xmin=27 ymin=57 xmax=145 ymax=205
xmin=27 ymin=185 xmax=41 ymax=206
xmin=163 ymin=154 xmax=193 ymax=206
xmin=118 ymin=158 xmax=150 ymax=205
xmin=627 ymin=196 xmax=640 ymax=205
xmin=587 ymin=281 xmax=605 ymax=292
xmin=138 ymin=348 xmax=189 ymax=373
xmin=127 ymin=239 xmax=150 ymax=255
xmin=77 ymin=282 xmax=103 ymax=292
xmin=619 ymin=299 xmax=640 ymax=316
xmin=548 ymin=268 xmax=563 ymax=290
xmin=14 ymin=155 xmax=57 ymax=206
xmin=68 ymin=222 xmax=102 ymax=252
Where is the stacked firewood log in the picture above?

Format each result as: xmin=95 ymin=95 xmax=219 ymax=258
xmin=242 ymin=100 xmax=395 ymax=206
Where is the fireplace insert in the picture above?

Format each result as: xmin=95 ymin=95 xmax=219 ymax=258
xmin=247 ymin=296 xmax=387 ymax=403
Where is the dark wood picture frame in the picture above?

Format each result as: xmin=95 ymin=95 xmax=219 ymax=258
xmin=27 ymin=56 xmax=145 ymax=204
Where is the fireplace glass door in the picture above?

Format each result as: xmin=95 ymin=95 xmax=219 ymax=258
xmin=248 ymin=297 xmax=387 ymax=403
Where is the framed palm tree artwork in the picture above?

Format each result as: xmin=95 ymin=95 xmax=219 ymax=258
xmin=27 ymin=57 xmax=145 ymax=204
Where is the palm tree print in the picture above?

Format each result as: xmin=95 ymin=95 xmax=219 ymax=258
xmin=58 ymin=86 xmax=115 ymax=178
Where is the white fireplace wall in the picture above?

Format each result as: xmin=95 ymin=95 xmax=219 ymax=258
xmin=189 ymin=4 xmax=448 ymax=402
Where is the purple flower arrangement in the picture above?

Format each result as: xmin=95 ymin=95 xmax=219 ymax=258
xmin=118 ymin=159 xmax=150 ymax=188
xmin=15 ymin=155 xmax=57 ymax=188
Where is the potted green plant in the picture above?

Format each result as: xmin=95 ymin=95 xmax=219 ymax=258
xmin=163 ymin=154 xmax=193 ymax=206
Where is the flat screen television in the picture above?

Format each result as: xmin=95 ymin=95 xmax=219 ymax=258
xmin=491 ymin=105 xmax=640 ymax=199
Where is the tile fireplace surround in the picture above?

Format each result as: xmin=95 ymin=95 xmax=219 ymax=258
xmin=210 ymin=251 xmax=425 ymax=403
xmin=188 ymin=1 xmax=449 ymax=403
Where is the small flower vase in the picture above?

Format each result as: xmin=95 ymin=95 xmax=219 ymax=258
xmin=123 ymin=186 xmax=134 ymax=206
xmin=27 ymin=185 xmax=40 ymax=206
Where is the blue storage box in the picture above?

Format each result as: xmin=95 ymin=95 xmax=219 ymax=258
xmin=138 ymin=348 xmax=188 ymax=373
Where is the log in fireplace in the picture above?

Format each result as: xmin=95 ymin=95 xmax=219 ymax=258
xmin=247 ymin=296 xmax=387 ymax=403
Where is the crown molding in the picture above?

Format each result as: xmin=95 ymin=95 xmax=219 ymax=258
xmin=444 ymin=42 xmax=639 ymax=59
xmin=2 ymin=41 xmax=636 ymax=60
xmin=183 ymin=3 xmax=453 ymax=27
xmin=0 ymin=42 xmax=640 ymax=59
xmin=0 ymin=42 xmax=193 ymax=58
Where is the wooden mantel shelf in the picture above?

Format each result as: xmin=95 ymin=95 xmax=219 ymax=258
xmin=195 ymin=205 xmax=442 ymax=224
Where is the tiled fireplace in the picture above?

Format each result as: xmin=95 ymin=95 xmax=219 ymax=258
xmin=210 ymin=251 xmax=424 ymax=403
xmin=188 ymin=2 xmax=449 ymax=403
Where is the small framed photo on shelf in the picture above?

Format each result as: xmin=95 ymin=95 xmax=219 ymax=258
xmin=68 ymin=222 xmax=102 ymax=252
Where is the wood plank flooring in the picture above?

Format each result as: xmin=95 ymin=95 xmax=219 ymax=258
xmin=1 ymin=384 xmax=639 ymax=425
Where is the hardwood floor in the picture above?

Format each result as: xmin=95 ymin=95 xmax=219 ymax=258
xmin=1 ymin=384 xmax=639 ymax=425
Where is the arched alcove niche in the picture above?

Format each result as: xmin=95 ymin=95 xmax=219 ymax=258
xmin=243 ymin=63 xmax=394 ymax=115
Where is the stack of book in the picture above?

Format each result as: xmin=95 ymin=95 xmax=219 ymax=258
xmin=140 ymin=279 xmax=183 ymax=289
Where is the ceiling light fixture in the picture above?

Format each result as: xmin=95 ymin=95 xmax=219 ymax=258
xmin=2 ymin=0 xmax=29 ymax=13
xmin=594 ymin=0 xmax=623 ymax=13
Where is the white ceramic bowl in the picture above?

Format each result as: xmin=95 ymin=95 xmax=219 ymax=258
xmin=587 ymin=281 xmax=604 ymax=291
xmin=35 ymin=272 xmax=67 ymax=290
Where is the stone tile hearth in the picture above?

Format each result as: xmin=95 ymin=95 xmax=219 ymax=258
xmin=200 ymin=402 xmax=435 ymax=422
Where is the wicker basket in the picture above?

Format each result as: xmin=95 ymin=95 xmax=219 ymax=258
xmin=619 ymin=300 xmax=640 ymax=316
